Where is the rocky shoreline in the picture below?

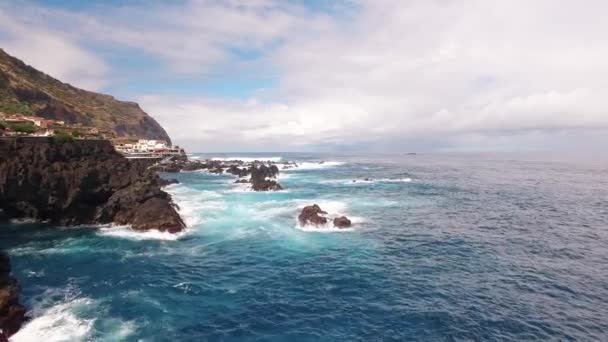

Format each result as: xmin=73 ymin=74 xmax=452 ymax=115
xmin=0 ymin=137 xmax=185 ymax=233
xmin=0 ymin=141 xmax=354 ymax=337
xmin=0 ymin=253 xmax=25 ymax=340
xmin=150 ymin=158 xmax=287 ymax=192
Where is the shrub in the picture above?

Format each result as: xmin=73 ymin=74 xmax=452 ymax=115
xmin=52 ymin=132 xmax=73 ymax=144
xmin=8 ymin=122 xmax=37 ymax=134
xmin=0 ymin=102 xmax=32 ymax=115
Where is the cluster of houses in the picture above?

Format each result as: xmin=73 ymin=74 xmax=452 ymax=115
xmin=112 ymin=139 xmax=186 ymax=159
xmin=0 ymin=112 xmax=185 ymax=159
xmin=0 ymin=112 xmax=62 ymax=137
xmin=0 ymin=112 xmax=110 ymax=138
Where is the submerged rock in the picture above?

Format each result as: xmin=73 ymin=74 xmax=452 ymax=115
xmin=0 ymin=137 xmax=185 ymax=233
xmin=0 ymin=252 xmax=25 ymax=338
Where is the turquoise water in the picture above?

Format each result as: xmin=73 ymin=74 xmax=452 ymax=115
xmin=1 ymin=153 xmax=608 ymax=341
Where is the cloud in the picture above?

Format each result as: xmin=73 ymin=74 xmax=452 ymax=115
xmin=0 ymin=9 xmax=109 ymax=91
xmin=2 ymin=0 xmax=608 ymax=151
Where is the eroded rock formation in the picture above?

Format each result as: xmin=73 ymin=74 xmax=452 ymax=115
xmin=298 ymin=204 xmax=352 ymax=228
xmin=298 ymin=204 xmax=328 ymax=226
xmin=0 ymin=252 xmax=25 ymax=339
xmin=0 ymin=137 xmax=184 ymax=232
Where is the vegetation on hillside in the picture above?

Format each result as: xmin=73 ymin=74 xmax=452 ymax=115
xmin=7 ymin=122 xmax=37 ymax=134
xmin=0 ymin=49 xmax=171 ymax=143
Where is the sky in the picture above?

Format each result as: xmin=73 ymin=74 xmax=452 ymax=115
xmin=1 ymin=0 xmax=607 ymax=152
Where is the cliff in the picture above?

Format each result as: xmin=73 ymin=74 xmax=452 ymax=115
xmin=0 ymin=49 xmax=171 ymax=143
xmin=0 ymin=252 xmax=25 ymax=339
xmin=0 ymin=137 xmax=184 ymax=232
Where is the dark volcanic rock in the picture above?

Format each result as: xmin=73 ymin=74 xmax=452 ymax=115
xmin=298 ymin=205 xmax=352 ymax=229
xmin=298 ymin=204 xmax=328 ymax=226
xmin=227 ymin=165 xmax=250 ymax=177
xmin=0 ymin=137 xmax=185 ymax=233
xmin=252 ymin=179 xmax=283 ymax=191
xmin=123 ymin=197 xmax=184 ymax=233
xmin=249 ymin=164 xmax=282 ymax=191
xmin=333 ymin=216 xmax=352 ymax=228
xmin=0 ymin=252 xmax=25 ymax=338
xmin=158 ymin=178 xmax=179 ymax=187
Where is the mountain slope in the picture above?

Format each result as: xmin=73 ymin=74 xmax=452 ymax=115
xmin=0 ymin=49 xmax=171 ymax=143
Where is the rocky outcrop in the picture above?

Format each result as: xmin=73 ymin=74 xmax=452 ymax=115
xmin=149 ymin=159 xmax=285 ymax=192
xmin=0 ymin=137 xmax=184 ymax=232
xmin=158 ymin=178 xmax=179 ymax=187
xmin=249 ymin=165 xmax=282 ymax=191
xmin=298 ymin=204 xmax=352 ymax=229
xmin=298 ymin=204 xmax=328 ymax=226
xmin=333 ymin=216 xmax=352 ymax=228
xmin=0 ymin=252 xmax=25 ymax=339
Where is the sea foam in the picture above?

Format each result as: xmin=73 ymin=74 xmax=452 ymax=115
xmin=283 ymin=161 xmax=345 ymax=171
xmin=12 ymin=296 xmax=136 ymax=342
xmin=97 ymin=225 xmax=187 ymax=241
xmin=211 ymin=156 xmax=283 ymax=162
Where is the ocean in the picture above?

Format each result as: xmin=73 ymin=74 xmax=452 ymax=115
xmin=1 ymin=153 xmax=607 ymax=341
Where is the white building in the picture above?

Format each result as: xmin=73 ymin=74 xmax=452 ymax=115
xmin=114 ymin=139 xmax=184 ymax=158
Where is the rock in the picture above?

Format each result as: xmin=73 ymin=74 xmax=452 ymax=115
xmin=0 ymin=252 xmax=25 ymax=338
xmin=333 ymin=216 xmax=352 ymax=228
xmin=234 ymin=179 xmax=249 ymax=184
xmin=252 ymin=180 xmax=283 ymax=191
xmin=0 ymin=137 xmax=185 ymax=233
xmin=249 ymin=165 xmax=282 ymax=191
xmin=126 ymin=197 xmax=185 ymax=233
xmin=208 ymin=167 xmax=224 ymax=174
xmin=158 ymin=178 xmax=179 ymax=187
xmin=226 ymin=165 xmax=250 ymax=177
xmin=364 ymin=177 xmax=373 ymax=181
xmin=298 ymin=204 xmax=328 ymax=226
xmin=298 ymin=205 xmax=353 ymax=229
xmin=181 ymin=161 xmax=207 ymax=172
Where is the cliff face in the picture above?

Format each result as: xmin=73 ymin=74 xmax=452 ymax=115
xmin=0 ymin=49 xmax=171 ymax=143
xmin=0 ymin=137 xmax=184 ymax=232
xmin=0 ymin=252 xmax=25 ymax=339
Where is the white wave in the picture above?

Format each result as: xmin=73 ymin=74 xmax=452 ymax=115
xmin=296 ymin=223 xmax=355 ymax=233
xmin=97 ymin=225 xmax=187 ymax=241
xmin=9 ymin=218 xmax=47 ymax=224
xmin=224 ymin=186 xmax=291 ymax=194
xmin=165 ymin=185 xmax=226 ymax=227
xmin=12 ymin=295 xmax=137 ymax=342
xmin=11 ymin=298 xmax=95 ymax=342
xmin=322 ymin=177 xmax=413 ymax=185
xmin=283 ymin=161 xmax=345 ymax=171
xmin=211 ymin=156 xmax=282 ymax=162
xmin=381 ymin=178 xmax=412 ymax=183
xmin=276 ymin=173 xmax=291 ymax=180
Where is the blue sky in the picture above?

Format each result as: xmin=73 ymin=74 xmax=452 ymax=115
xmin=1 ymin=0 xmax=608 ymax=152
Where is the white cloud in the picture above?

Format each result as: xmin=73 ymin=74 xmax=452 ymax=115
xmin=0 ymin=9 xmax=108 ymax=91
xmin=2 ymin=0 xmax=608 ymax=151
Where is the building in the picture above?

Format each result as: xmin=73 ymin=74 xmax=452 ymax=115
xmin=113 ymin=139 xmax=185 ymax=159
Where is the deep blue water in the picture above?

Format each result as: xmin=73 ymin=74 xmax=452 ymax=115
xmin=1 ymin=153 xmax=608 ymax=341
